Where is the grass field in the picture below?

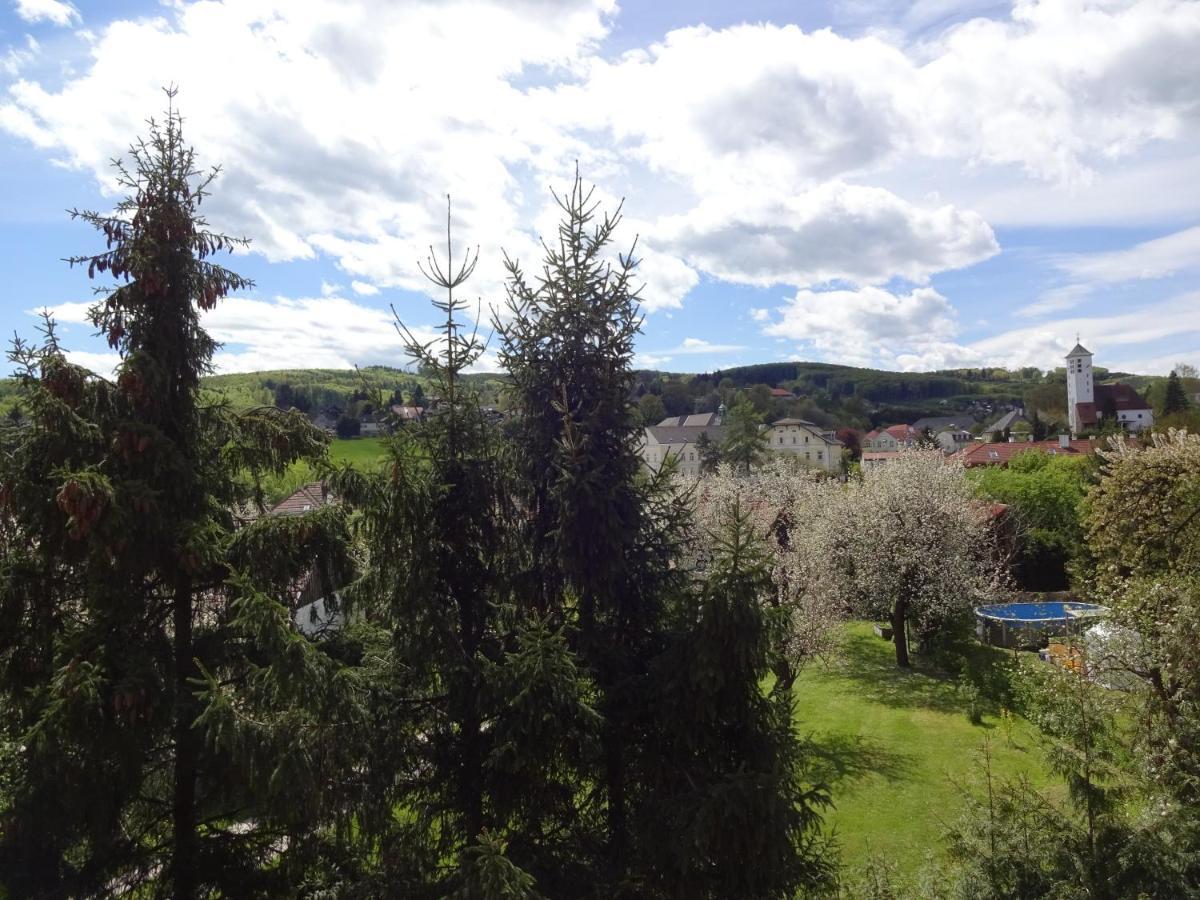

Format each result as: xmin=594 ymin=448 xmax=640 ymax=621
xmin=329 ymin=436 xmax=389 ymax=467
xmin=793 ymin=622 xmax=1055 ymax=878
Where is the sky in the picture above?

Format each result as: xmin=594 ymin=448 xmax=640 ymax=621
xmin=1 ymin=0 xmax=1198 ymax=377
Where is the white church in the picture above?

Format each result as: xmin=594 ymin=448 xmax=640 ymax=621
xmin=1066 ymin=342 xmax=1154 ymax=435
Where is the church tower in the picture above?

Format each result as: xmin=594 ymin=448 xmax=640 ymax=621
xmin=1066 ymin=340 xmax=1094 ymax=435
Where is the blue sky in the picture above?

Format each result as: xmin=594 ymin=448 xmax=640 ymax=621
xmin=1 ymin=0 xmax=1198 ymax=376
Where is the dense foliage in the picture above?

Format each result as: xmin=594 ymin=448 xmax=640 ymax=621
xmin=969 ymin=451 xmax=1094 ymax=590
xmin=0 ymin=98 xmax=356 ymax=897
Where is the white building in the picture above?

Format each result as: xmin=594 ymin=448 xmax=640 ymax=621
xmin=641 ymin=410 xmax=728 ymax=478
xmin=765 ymin=418 xmax=843 ymax=472
xmin=1066 ymin=343 xmax=1154 ymax=435
xmin=641 ymin=411 xmax=842 ymax=475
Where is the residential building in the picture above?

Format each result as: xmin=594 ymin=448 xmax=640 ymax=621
xmin=912 ymin=413 xmax=978 ymax=433
xmin=961 ymin=436 xmax=1096 ymax=468
xmin=863 ymin=424 xmax=918 ymax=451
xmin=641 ymin=409 xmax=728 ymax=477
xmin=933 ymin=428 xmax=974 ymax=453
xmin=765 ymin=418 xmax=843 ymax=472
xmin=861 ymin=450 xmax=902 ymax=472
xmin=982 ymin=407 xmax=1031 ymax=438
xmin=1066 ymin=343 xmax=1154 ymax=434
xmin=641 ymin=411 xmax=842 ymax=475
xmin=268 ymin=481 xmax=344 ymax=636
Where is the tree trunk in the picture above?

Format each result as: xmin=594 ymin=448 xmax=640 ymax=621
xmin=605 ymin=722 xmax=627 ymax=878
xmin=172 ymin=576 xmax=197 ymax=900
xmin=891 ymin=599 xmax=910 ymax=668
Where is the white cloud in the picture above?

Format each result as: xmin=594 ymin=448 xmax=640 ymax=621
xmin=36 ymin=294 xmax=439 ymax=374
xmin=1057 ymin=225 xmax=1200 ymax=283
xmin=635 ymin=352 xmax=672 ymax=369
xmin=631 ymin=244 xmax=698 ymax=312
xmin=658 ymin=181 xmax=997 ymax=288
xmin=764 ymin=285 xmax=959 ymax=368
xmin=1 ymin=0 xmax=617 ymax=302
xmin=668 ymin=337 xmax=745 ymax=355
xmin=1 ymin=35 xmax=39 ymax=77
xmin=4 ymin=0 xmax=1199 ymax=372
xmin=564 ymin=3 xmax=1200 ymax=192
xmin=1014 ymin=283 xmax=1093 ymax=319
xmin=14 ymin=0 xmax=79 ymax=26
xmin=749 ymin=308 xmax=771 ymax=323
xmin=895 ymin=289 xmax=1200 ymax=373
xmin=1016 ymin=225 xmax=1200 ymax=319
xmin=63 ymin=348 xmax=119 ymax=374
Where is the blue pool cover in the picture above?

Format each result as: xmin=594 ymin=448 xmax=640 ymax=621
xmin=975 ymin=601 xmax=1106 ymax=623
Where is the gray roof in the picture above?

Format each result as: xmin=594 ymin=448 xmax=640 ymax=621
xmin=983 ymin=409 xmax=1029 ymax=433
xmin=646 ymin=424 xmax=728 ymax=446
xmin=771 ymin=417 xmax=817 ymax=426
xmin=912 ymin=414 xmax=978 ymax=432
xmin=656 ymin=412 xmax=721 ymax=428
xmin=1066 ymin=342 xmax=1092 ymax=358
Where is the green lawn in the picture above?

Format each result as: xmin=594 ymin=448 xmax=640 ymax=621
xmin=793 ymin=622 xmax=1055 ymax=878
xmin=330 ymin=436 xmax=389 ymax=467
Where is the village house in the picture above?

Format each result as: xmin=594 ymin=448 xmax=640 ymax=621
xmin=765 ymin=417 xmax=843 ymax=472
xmin=1066 ymin=343 xmax=1154 ymax=435
xmin=641 ymin=410 xmax=728 ymax=478
xmin=862 ymin=424 xmax=918 ymax=451
xmin=960 ymin=435 xmax=1096 ymax=468
xmin=641 ymin=410 xmax=843 ymax=475
xmin=981 ymin=407 xmax=1031 ymax=439
xmin=266 ymin=481 xmax=344 ymax=637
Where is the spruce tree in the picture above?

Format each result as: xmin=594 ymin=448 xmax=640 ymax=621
xmin=330 ymin=202 xmax=598 ymax=895
xmin=0 ymin=95 xmax=357 ymax=897
xmin=646 ymin=498 xmax=835 ymax=897
xmin=1164 ymin=370 xmax=1190 ymax=416
xmin=497 ymin=174 xmax=831 ymax=895
xmin=721 ymin=400 xmax=769 ymax=472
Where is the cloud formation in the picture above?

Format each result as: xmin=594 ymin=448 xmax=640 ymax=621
xmin=14 ymin=0 xmax=78 ymax=27
xmin=2 ymin=0 xmax=1198 ymax=374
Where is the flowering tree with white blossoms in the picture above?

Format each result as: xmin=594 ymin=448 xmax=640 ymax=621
xmin=832 ymin=450 xmax=1008 ymax=667
xmin=689 ymin=458 xmax=847 ymax=689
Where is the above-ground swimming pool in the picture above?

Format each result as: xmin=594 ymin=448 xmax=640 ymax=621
xmin=975 ymin=601 xmax=1107 ymax=649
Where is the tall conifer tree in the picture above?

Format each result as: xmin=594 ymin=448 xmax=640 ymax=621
xmin=0 ymin=94 xmax=356 ymax=898
xmin=497 ymin=174 xmax=832 ymax=896
xmin=331 ymin=202 xmax=599 ymax=895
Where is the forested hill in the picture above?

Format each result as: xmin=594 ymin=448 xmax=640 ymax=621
xmin=0 ymin=359 xmax=1163 ymax=431
xmin=633 ymin=360 xmax=1162 ymax=431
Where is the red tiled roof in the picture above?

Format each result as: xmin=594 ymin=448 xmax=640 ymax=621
xmin=961 ymin=439 xmax=1096 ymax=467
xmin=769 ymin=387 xmax=794 ymax=397
xmin=1076 ymin=383 xmax=1151 ymax=425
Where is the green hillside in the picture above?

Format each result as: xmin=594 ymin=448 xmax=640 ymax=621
xmin=0 ymin=358 xmax=1175 ymax=433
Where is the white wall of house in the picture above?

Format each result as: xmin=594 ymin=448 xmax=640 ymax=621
xmin=766 ymin=422 xmax=841 ymax=472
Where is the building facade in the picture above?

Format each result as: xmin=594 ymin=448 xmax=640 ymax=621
xmin=765 ymin=418 xmax=843 ymax=472
xmin=1066 ymin=342 xmax=1154 ymax=435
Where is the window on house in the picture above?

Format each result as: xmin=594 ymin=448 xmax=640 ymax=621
xmin=792 ymin=436 xmax=796 ymax=444
xmin=805 ymin=452 xmax=810 ymax=460
xmin=689 ymin=452 xmax=694 ymax=461
xmin=778 ymin=437 xmax=783 ymax=444
xmin=817 ymin=451 xmax=823 ymax=460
